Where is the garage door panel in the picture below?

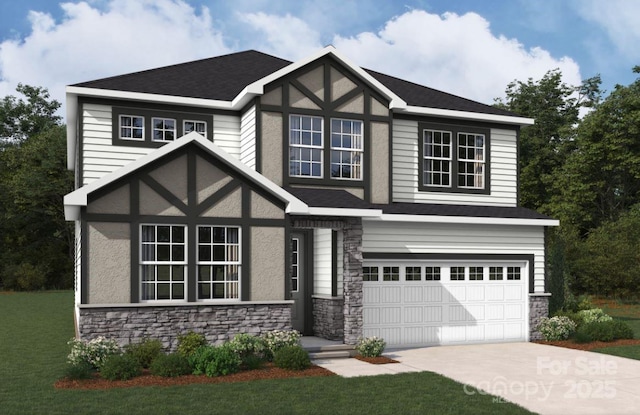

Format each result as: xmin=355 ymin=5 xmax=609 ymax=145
xmin=486 ymin=324 xmax=505 ymax=340
xmin=363 ymin=307 xmax=380 ymax=324
xmin=466 ymin=325 xmax=485 ymax=342
xmin=424 ymin=306 xmax=443 ymax=322
xmin=424 ymin=286 xmax=443 ymax=302
xmin=403 ymin=326 xmax=424 ymax=344
xmin=467 ymin=304 xmax=485 ymax=320
xmin=442 ymin=325 xmax=466 ymax=343
xmin=467 ymin=286 xmax=485 ymax=301
xmin=486 ymin=286 xmax=505 ymax=301
xmin=505 ymin=304 xmax=523 ymax=319
xmin=381 ymin=307 xmax=402 ymax=324
xmin=404 ymin=306 xmax=423 ymax=323
xmin=504 ymin=323 xmax=524 ymax=339
xmin=380 ymin=327 xmax=402 ymax=345
xmin=448 ymin=305 xmax=469 ymax=322
xmin=486 ymin=304 xmax=505 ymax=320
xmin=363 ymin=286 xmax=379 ymax=303
xmin=380 ymin=286 xmax=402 ymax=303
xmin=447 ymin=286 xmax=466 ymax=301
xmin=505 ymin=286 xmax=523 ymax=300
xmin=403 ymin=286 xmax=423 ymax=302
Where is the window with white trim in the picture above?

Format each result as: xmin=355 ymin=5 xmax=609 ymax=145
xmin=423 ymin=129 xmax=451 ymax=187
xmin=197 ymin=226 xmax=240 ymax=300
xmin=140 ymin=225 xmax=186 ymax=301
xmin=184 ymin=120 xmax=207 ymax=137
xmin=458 ymin=133 xmax=485 ymax=188
xmin=120 ymin=115 xmax=144 ymax=141
xmin=289 ymin=115 xmax=323 ymax=177
xmin=152 ymin=117 xmax=176 ymax=142
xmin=330 ymin=119 xmax=363 ymax=180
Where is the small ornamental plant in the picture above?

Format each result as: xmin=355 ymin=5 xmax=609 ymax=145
xmin=261 ymin=330 xmax=301 ymax=360
xmin=67 ymin=336 xmax=122 ymax=370
xmin=537 ymin=316 xmax=577 ymax=341
xmin=356 ymin=336 xmax=386 ymax=358
xmin=273 ymin=345 xmax=311 ymax=370
xmin=578 ymin=308 xmax=613 ymax=325
xmin=177 ymin=331 xmax=207 ymax=358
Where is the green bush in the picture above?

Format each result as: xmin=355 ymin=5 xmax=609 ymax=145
xmin=205 ymin=344 xmax=242 ymax=377
xmin=99 ymin=354 xmax=142 ymax=381
xmin=553 ymin=310 xmax=584 ymax=328
xmin=149 ymin=353 xmax=192 ymax=377
xmin=273 ymin=345 xmax=310 ymax=371
xmin=2 ymin=263 xmax=47 ymax=291
xmin=356 ymin=336 xmax=386 ymax=357
xmin=177 ymin=331 xmax=207 ymax=358
xmin=229 ymin=333 xmax=267 ymax=367
xmin=261 ymin=330 xmax=301 ymax=360
xmin=62 ymin=361 xmax=94 ymax=380
xmin=537 ymin=316 xmax=576 ymax=341
xmin=189 ymin=345 xmax=217 ymax=375
xmin=124 ymin=339 xmax=163 ymax=368
xmin=578 ymin=308 xmax=613 ymax=324
xmin=67 ymin=336 xmax=122 ymax=370
xmin=574 ymin=320 xmax=634 ymax=342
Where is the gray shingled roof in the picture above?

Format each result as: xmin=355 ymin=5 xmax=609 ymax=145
xmin=73 ymin=50 xmax=516 ymax=117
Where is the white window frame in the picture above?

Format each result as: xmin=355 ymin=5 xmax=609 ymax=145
xmin=330 ymin=118 xmax=364 ymax=180
xmin=457 ymin=132 xmax=485 ymax=189
xmin=152 ymin=117 xmax=177 ymax=142
xmin=184 ymin=120 xmax=207 ymax=137
xmin=119 ymin=114 xmax=145 ymax=141
xmin=196 ymin=225 xmax=241 ymax=301
xmin=423 ymin=129 xmax=452 ymax=188
xmin=289 ymin=114 xmax=323 ymax=178
xmin=140 ymin=224 xmax=187 ymax=302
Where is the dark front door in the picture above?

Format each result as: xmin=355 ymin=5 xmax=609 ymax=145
xmin=290 ymin=233 xmax=306 ymax=333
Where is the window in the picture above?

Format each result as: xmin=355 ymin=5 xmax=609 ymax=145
xmin=291 ymin=238 xmax=299 ymax=292
xmin=419 ymin=122 xmax=489 ymax=193
xmin=120 ymin=115 xmax=144 ymax=141
xmin=289 ymin=115 xmax=323 ymax=177
xmin=330 ymin=119 xmax=363 ymax=180
xmin=489 ymin=267 xmax=504 ymax=280
xmin=405 ymin=266 xmax=421 ymax=281
xmin=469 ymin=266 xmax=484 ymax=281
xmin=507 ymin=267 xmax=521 ymax=280
xmin=140 ymin=225 xmax=186 ymax=301
xmin=363 ymin=266 xmax=379 ymax=281
xmin=197 ymin=226 xmax=240 ymax=300
xmin=450 ymin=266 xmax=465 ymax=281
xmin=383 ymin=266 xmax=399 ymax=281
xmin=184 ymin=120 xmax=207 ymax=137
xmin=425 ymin=266 xmax=441 ymax=281
xmin=152 ymin=117 xmax=176 ymax=142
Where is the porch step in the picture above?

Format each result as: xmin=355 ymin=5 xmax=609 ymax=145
xmin=305 ymin=344 xmax=357 ymax=360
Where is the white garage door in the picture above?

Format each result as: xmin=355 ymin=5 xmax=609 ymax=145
xmin=362 ymin=261 xmax=529 ymax=347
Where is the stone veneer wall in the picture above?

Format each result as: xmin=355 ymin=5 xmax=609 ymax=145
xmin=529 ymin=295 xmax=550 ymax=341
xmin=312 ymin=297 xmax=344 ymax=340
xmin=78 ymin=303 xmax=291 ymax=351
xmin=291 ymin=216 xmax=363 ymax=345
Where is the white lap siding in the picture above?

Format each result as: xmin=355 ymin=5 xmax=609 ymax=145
xmin=314 ymin=229 xmax=332 ymax=296
xmin=362 ymin=220 xmax=546 ymax=293
xmin=391 ymin=119 xmax=518 ymax=207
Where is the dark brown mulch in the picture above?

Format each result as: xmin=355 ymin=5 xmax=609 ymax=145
xmin=354 ymin=355 xmax=399 ymax=364
xmin=535 ymin=338 xmax=640 ymax=351
xmin=55 ymin=364 xmax=335 ymax=390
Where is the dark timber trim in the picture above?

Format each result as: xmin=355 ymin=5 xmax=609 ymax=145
xmin=331 ymin=230 xmax=338 ymax=297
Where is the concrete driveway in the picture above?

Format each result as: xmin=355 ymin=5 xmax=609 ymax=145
xmin=314 ymin=342 xmax=640 ymax=415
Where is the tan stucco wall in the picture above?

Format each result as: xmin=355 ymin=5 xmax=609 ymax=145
xmin=371 ymin=96 xmax=389 ymax=117
xmin=201 ymin=187 xmax=242 ymax=218
xmin=331 ymin=66 xmax=356 ymax=101
xmin=139 ymin=182 xmax=185 ymax=216
xmin=148 ymin=155 xmax=188 ymax=204
xmin=370 ymin=122 xmax=390 ymax=204
xmin=262 ymin=86 xmax=282 ymax=106
xmin=88 ymin=222 xmax=130 ymax=304
xmin=251 ymin=190 xmax=284 ymax=219
xmin=290 ymin=85 xmax=320 ymax=109
xmin=87 ymin=184 xmax=130 ymax=214
xmin=250 ymin=227 xmax=285 ymax=301
xmin=297 ymin=65 xmax=324 ymax=100
xmin=196 ymin=155 xmax=233 ymax=204
xmin=261 ymin=112 xmax=283 ymax=186
xmin=335 ymin=93 xmax=364 ymax=114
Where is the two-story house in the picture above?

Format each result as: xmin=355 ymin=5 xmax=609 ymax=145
xmin=63 ymin=46 xmax=558 ymax=349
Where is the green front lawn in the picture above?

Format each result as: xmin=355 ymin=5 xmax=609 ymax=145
xmin=0 ymin=291 xmax=532 ymax=415
xmin=591 ymin=298 xmax=640 ymax=359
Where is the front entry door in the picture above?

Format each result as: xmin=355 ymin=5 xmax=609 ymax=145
xmin=290 ymin=233 xmax=306 ymax=333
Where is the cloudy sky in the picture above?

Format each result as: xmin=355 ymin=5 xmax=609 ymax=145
xmin=1 ymin=0 xmax=639 ymax=117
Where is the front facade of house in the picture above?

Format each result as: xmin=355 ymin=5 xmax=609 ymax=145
xmin=64 ymin=47 xmax=558 ymax=349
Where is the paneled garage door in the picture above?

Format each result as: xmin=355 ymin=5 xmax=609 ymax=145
xmin=362 ymin=261 xmax=529 ymax=347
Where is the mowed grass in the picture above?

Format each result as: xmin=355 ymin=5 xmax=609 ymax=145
xmin=0 ymin=291 xmax=533 ymax=415
xmin=592 ymin=298 xmax=640 ymax=360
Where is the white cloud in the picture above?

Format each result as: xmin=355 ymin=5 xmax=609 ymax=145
xmin=331 ymin=10 xmax=582 ymax=104
xmin=0 ymin=0 xmax=230 ymax=110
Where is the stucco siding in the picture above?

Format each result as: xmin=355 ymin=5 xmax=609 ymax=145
xmin=250 ymin=191 xmax=285 ymax=220
xmin=370 ymin=122 xmax=390 ymax=204
xmin=87 ymin=222 xmax=131 ymax=304
xmin=362 ymin=220 xmax=546 ymax=293
xmin=250 ymin=227 xmax=285 ymax=301
xmin=391 ymin=119 xmax=518 ymax=206
xmin=260 ymin=112 xmax=283 ymax=186
xmin=87 ymin=184 xmax=130 ymax=214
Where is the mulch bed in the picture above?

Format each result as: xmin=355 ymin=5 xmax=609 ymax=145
xmin=535 ymin=338 xmax=640 ymax=351
xmin=55 ymin=364 xmax=335 ymax=390
xmin=354 ymin=355 xmax=399 ymax=364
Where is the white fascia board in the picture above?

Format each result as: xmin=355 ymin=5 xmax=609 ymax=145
xmin=63 ymin=133 xmax=309 ymax=220
xmin=367 ymin=214 xmax=559 ymax=227
xmin=65 ymin=86 xmax=234 ymax=110
xmin=399 ymin=105 xmax=535 ymax=126
xmin=66 ymin=93 xmax=78 ymax=171
xmin=307 ymin=207 xmax=383 ymax=218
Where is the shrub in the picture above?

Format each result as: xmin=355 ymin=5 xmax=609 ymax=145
xmin=262 ymin=330 xmax=301 ymax=360
xmin=575 ymin=320 xmax=634 ymax=342
xmin=177 ymin=331 xmax=207 ymax=358
xmin=204 ymin=344 xmax=242 ymax=377
xmin=124 ymin=339 xmax=163 ymax=368
xmin=537 ymin=316 xmax=576 ymax=341
xmin=578 ymin=308 xmax=613 ymax=324
xmin=273 ymin=345 xmax=311 ymax=370
xmin=229 ymin=333 xmax=267 ymax=367
xmin=150 ymin=353 xmax=192 ymax=377
xmin=62 ymin=361 xmax=94 ymax=380
xmin=189 ymin=345 xmax=218 ymax=375
xmin=99 ymin=354 xmax=142 ymax=381
xmin=553 ymin=310 xmax=584 ymax=328
xmin=356 ymin=336 xmax=386 ymax=358
xmin=67 ymin=336 xmax=122 ymax=370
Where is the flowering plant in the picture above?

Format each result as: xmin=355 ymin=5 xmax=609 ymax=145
xmin=578 ymin=308 xmax=613 ymax=324
xmin=537 ymin=316 xmax=576 ymax=341
xmin=67 ymin=336 xmax=121 ymax=369
xmin=356 ymin=336 xmax=386 ymax=357
xmin=261 ymin=330 xmax=301 ymax=356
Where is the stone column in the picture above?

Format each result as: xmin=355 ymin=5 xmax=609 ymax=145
xmin=529 ymin=294 xmax=550 ymax=341
xmin=342 ymin=218 xmax=363 ymax=344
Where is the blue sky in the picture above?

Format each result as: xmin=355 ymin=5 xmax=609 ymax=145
xmin=1 ymin=0 xmax=638 ymax=114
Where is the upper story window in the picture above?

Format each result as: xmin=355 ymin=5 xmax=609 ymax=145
xmin=330 ymin=119 xmax=363 ymax=180
xmin=120 ymin=115 xmax=144 ymax=141
xmin=289 ymin=115 xmax=323 ymax=178
xmin=184 ymin=120 xmax=207 ymax=137
xmin=419 ymin=122 xmax=490 ymax=194
xmin=152 ymin=117 xmax=176 ymax=142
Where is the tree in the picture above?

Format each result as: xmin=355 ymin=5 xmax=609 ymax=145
xmin=0 ymin=85 xmax=73 ymax=290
